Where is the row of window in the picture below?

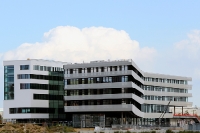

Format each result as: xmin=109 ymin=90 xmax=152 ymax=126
xmin=143 ymin=95 xmax=188 ymax=102
xmin=33 ymin=65 xmax=63 ymax=72
xmin=144 ymin=77 xmax=188 ymax=85
xmin=20 ymin=83 xmax=63 ymax=90
xmin=141 ymin=104 xmax=170 ymax=113
xmin=65 ymin=65 xmax=188 ymax=86
xmin=65 ymin=65 xmax=128 ymax=74
xmin=20 ymin=65 xmax=64 ymax=72
xmin=65 ymin=65 xmax=144 ymax=79
xmin=65 ymin=89 xmax=115 ymax=96
xmin=65 ymin=76 xmax=129 ymax=85
xmin=65 ymin=99 xmax=139 ymax=107
xmin=17 ymin=74 xmax=63 ymax=81
xmin=65 ymin=88 xmax=142 ymax=96
xmin=142 ymin=86 xmax=188 ymax=93
xmin=33 ymin=94 xmax=63 ymax=100
xmin=9 ymin=108 xmax=55 ymax=114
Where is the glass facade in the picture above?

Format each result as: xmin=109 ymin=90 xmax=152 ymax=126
xmin=72 ymin=114 xmax=170 ymax=127
xmin=48 ymin=71 xmax=65 ymax=120
xmin=73 ymin=114 xmax=105 ymax=128
xmin=4 ymin=65 xmax=14 ymax=100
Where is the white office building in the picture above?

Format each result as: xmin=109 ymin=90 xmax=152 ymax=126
xmin=64 ymin=59 xmax=192 ymax=127
xmin=3 ymin=59 xmax=194 ymax=127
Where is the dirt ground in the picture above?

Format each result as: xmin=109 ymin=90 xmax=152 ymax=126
xmin=74 ymin=128 xmax=94 ymax=132
xmin=0 ymin=123 xmax=76 ymax=133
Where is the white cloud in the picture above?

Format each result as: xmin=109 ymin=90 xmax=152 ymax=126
xmin=173 ymin=30 xmax=200 ymax=79
xmin=2 ymin=26 xmax=156 ymax=65
xmin=0 ymin=26 xmax=157 ymax=107
xmin=175 ymin=30 xmax=200 ymax=59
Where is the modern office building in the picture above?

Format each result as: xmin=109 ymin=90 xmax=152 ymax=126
xmin=3 ymin=59 xmax=193 ymax=127
xmin=64 ymin=59 xmax=192 ymax=127
xmin=3 ymin=59 xmax=65 ymax=123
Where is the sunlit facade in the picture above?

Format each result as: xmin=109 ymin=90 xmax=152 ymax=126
xmin=64 ymin=59 xmax=192 ymax=127
xmin=3 ymin=59 xmax=192 ymax=127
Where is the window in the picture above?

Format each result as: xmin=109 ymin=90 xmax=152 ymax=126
xmin=10 ymin=108 xmax=54 ymax=114
xmin=97 ymin=78 xmax=100 ymax=83
xmin=87 ymin=68 xmax=91 ymax=73
xmin=40 ymin=66 xmax=43 ymax=71
xmin=119 ymin=66 xmax=122 ymax=71
xmin=47 ymin=67 xmax=51 ymax=71
xmin=4 ymin=65 xmax=14 ymax=100
xmin=20 ymin=65 xmax=29 ymax=70
xmin=20 ymin=83 xmax=30 ymax=89
xmin=103 ymin=67 xmax=107 ymax=72
xmin=33 ymin=65 xmax=39 ymax=70
xmin=91 ymin=68 xmax=94 ymax=73
xmin=82 ymin=79 xmax=85 ymax=84
xmin=20 ymin=83 xmax=60 ymax=90
xmin=18 ymin=74 xmax=30 ymax=79
xmin=108 ymin=77 xmax=112 ymax=83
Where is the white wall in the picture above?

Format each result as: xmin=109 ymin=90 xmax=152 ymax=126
xmin=3 ymin=59 xmax=63 ymax=120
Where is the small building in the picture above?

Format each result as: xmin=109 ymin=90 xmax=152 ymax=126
xmin=169 ymin=106 xmax=200 ymax=126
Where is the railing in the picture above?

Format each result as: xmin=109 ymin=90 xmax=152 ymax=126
xmin=173 ymin=114 xmax=200 ymax=120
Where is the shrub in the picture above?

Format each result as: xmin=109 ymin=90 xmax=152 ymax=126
xmin=166 ymin=129 xmax=174 ymax=133
xmin=126 ymin=131 xmax=131 ymax=133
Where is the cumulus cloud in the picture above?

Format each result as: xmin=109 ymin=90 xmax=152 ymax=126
xmin=175 ymin=30 xmax=200 ymax=59
xmin=2 ymin=26 xmax=156 ymax=65
xmin=172 ymin=30 xmax=200 ymax=80
xmin=0 ymin=26 xmax=158 ymax=107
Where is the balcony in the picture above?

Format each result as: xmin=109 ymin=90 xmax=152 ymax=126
xmin=64 ymin=104 xmax=144 ymax=117
xmin=64 ymin=93 xmax=144 ymax=104
xmin=65 ymin=82 xmax=144 ymax=94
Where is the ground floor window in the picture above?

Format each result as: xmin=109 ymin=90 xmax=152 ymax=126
xmin=73 ymin=114 xmax=105 ymax=128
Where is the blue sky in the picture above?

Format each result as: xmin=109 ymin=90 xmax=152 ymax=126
xmin=0 ymin=1 xmax=200 ymax=108
xmin=1 ymin=0 xmax=200 ymax=52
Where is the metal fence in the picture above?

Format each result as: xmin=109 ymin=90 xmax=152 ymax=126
xmin=188 ymin=123 xmax=200 ymax=131
xmin=111 ymin=124 xmax=181 ymax=130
